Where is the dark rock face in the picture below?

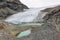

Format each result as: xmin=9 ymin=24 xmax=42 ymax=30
xmin=0 ymin=0 xmax=29 ymax=19
xmin=43 ymin=5 xmax=60 ymax=23
xmin=41 ymin=8 xmax=53 ymax=12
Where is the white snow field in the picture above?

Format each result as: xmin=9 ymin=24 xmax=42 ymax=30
xmin=5 ymin=4 xmax=59 ymax=24
xmin=5 ymin=8 xmax=47 ymax=24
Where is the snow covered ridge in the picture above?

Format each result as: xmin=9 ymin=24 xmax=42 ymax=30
xmin=5 ymin=8 xmax=47 ymax=24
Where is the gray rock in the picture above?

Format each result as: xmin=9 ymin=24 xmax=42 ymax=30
xmin=18 ymin=23 xmax=60 ymax=40
xmin=8 ymin=23 xmax=60 ymax=40
xmin=43 ymin=5 xmax=60 ymax=23
xmin=0 ymin=0 xmax=29 ymax=19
